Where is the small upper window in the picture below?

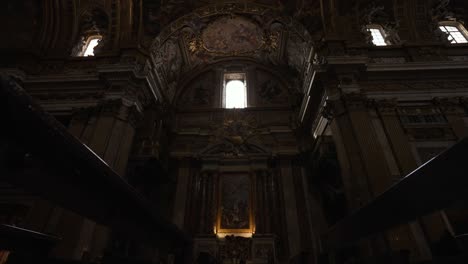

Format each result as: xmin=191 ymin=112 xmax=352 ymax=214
xmin=82 ymin=36 xmax=101 ymax=56
xmin=224 ymin=73 xmax=247 ymax=109
xmin=439 ymin=22 xmax=468 ymax=44
xmin=367 ymin=25 xmax=388 ymax=46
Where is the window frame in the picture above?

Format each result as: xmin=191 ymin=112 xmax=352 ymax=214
xmin=81 ymin=35 xmax=102 ymax=57
xmin=222 ymin=72 xmax=248 ymax=109
xmin=366 ymin=24 xmax=389 ymax=47
xmin=438 ymin=21 xmax=468 ymax=44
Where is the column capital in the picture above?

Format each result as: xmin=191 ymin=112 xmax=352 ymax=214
xmin=98 ymin=98 xmax=143 ymax=127
xmin=373 ymin=99 xmax=399 ymax=116
xmin=325 ymin=93 xmax=371 ymax=118
xmin=342 ymin=93 xmax=370 ymax=111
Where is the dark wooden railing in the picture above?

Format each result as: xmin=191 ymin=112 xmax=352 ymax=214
xmin=324 ymin=136 xmax=468 ymax=250
xmin=0 ymin=224 xmax=59 ymax=252
xmin=0 ymin=75 xmax=190 ymax=249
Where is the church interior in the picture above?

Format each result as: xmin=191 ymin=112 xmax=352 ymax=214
xmin=1 ymin=0 xmax=468 ymax=263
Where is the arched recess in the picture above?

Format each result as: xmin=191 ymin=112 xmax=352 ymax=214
xmin=148 ymin=3 xmax=315 ymax=104
xmin=173 ymin=59 xmax=299 ymax=110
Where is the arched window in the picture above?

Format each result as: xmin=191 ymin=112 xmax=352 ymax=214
xmin=439 ymin=21 xmax=468 ymax=44
xmin=367 ymin=25 xmax=388 ymax=46
xmin=81 ymin=36 xmax=102 ymax=57
xmin=223 ymin=73 xmax=247 ymax=109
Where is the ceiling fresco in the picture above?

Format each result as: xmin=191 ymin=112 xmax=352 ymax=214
xmin=149 ymin=2 xmax=313 ymax=103
xmin=200 ymin=16 xmax=263 ymax=55
xmin=144 ymin=0 xmax=323 ymax=36
xmin=143 ymin=0 xmax=307 ymax=35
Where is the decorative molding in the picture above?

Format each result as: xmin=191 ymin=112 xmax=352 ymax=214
xmin=361 ymin=80 xmax=468 ymax=91
xmin=369 ymin=57 xmax=406 ymax=64
xmin=203 ymin=111 xmax=267 ymax=157
xmin=448 ymin=56 xmax=468 ymax=62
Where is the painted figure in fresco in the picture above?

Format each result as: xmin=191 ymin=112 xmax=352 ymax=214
xmin=202 ymin=16 xmax=262 ymax=54
xmin=259 ymin=79 xmax=281 ymax=101
xmin=162 ymin=39 xmax=182 ymax=84
xmin=193 ymin=84 xmax=211 ymax=105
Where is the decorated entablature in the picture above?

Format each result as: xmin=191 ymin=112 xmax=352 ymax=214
xmin=149 ymin=2 xmax=315 ymax=103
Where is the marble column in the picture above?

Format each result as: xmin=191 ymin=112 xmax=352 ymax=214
xmin=198 ymin=171 xmax=208 ymax=234
xmin=328 ymin=93 xmax=420 ymax=257
xmin=49 ymin=98 xmax=141 ymax=261
xmin=195 ymin=170 xmax=216 ymax=235
xmin=375 ymin=100 xmax=433 ymax=260
xmin=278 ymin=157 xmax=301 ymax=259
xmin=205 ymin=171 xmax=216 ymax=235
xmin=254 ymin=170 xmax=265 ymax=234
xmin=185 ymin=169 xmax=201 ymax=234
xmin=254 ymin=169 xmax=275 ymax=235
xmin=328 ymin=94 xmax=376 ymax=209
xmin=433 ymin=98 xmax=468 ymax=238
xmin=173 ymin=159 xmax=191 ymax=230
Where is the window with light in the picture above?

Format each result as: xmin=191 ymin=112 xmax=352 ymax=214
xmin=82 ymin=36 xmax=101 ymax=56
xmin=224 ymin=73 xmax=247 ymax=109
xmin=439 ymin=23 xmax=468 ymax=44
xmin=367 ymin=26 xmax=388 ymax=46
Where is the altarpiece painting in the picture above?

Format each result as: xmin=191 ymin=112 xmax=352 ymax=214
xmin=217 ymin=173 xmax=253 ymax=234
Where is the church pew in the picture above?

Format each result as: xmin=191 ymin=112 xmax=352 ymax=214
xmin=0 ymin=75 xmax=190 ymax=248
xmin=324 ymin=136 xmax=468 ymax=249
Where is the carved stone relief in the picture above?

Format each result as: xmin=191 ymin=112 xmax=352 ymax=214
xmin=220 ymin=236 xmax=251 ymax=261
xmin=205 ymin=111 xmax=265 ymax=157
